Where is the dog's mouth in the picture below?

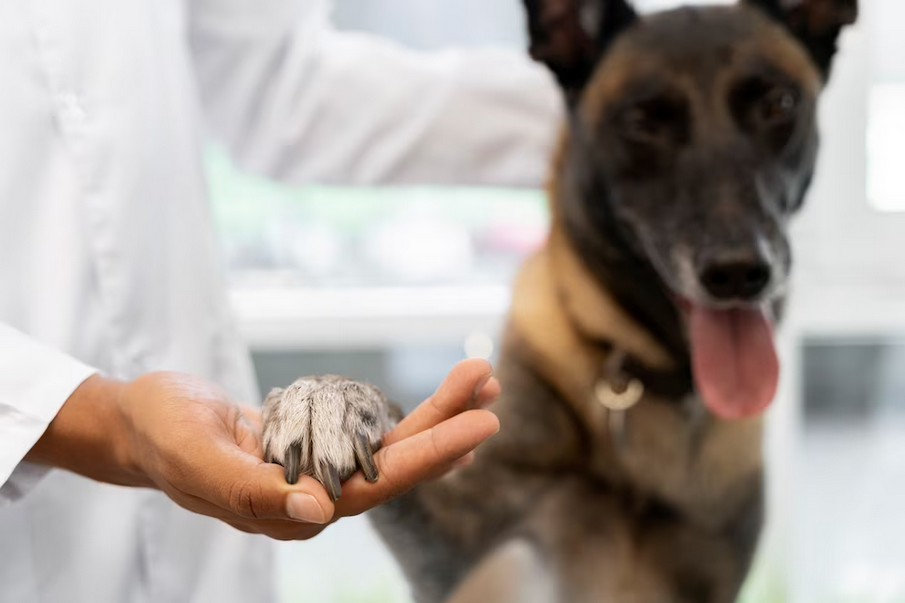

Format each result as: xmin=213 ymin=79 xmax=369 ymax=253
xmin=676 ymin=299 xmax=779 ymax=420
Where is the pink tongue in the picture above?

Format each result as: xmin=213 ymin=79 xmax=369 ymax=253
xmin=689 ymin=306 xmax=779 ymax=420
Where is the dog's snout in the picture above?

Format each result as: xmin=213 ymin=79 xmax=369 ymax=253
xmin=698 ymin=251 xmax=771 ymax=301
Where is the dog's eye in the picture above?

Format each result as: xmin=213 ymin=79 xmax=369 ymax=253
xmin=616 ymin=97 xmax=689 ymax=146
xmin=759 ymin=87 xmax=798 ymax=125
xmin=622 ymin=107 xmax=659 ymax=137
xmin=731 ymin=77 xmax=802 ymax=153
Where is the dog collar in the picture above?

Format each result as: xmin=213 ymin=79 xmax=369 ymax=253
xmin=594 ymin=346 xmax=698 ymax=452
xmin=591 ymin=342 xmax=695 ymax=403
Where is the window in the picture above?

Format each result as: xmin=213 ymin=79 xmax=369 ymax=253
xmin=867 ymin=0 xmax=905 ymax=212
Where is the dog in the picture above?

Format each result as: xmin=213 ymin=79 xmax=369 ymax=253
xmin=262 ymin=1 xmax=857 ymax=601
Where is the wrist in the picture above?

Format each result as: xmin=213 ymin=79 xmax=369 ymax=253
xmin=26 ymin=374 xmax=153 ymax=488
xmin=105 ymin=375 xmax=155 ymax=487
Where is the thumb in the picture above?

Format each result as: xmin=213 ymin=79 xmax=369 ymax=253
xmin=180 ymin=440 xmax=337 ymax=524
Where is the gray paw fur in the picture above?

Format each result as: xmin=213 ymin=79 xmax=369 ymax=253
xmin=262 ymin=375 xmax=394 ymax=501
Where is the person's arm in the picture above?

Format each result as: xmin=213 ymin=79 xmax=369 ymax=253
xmin=187 ymin=0 xmax=562 ymax=187
xmin=0 ymin=324 xmax=98 ymax=503
xmin=19 ymin=353 xmax=500 ymax=540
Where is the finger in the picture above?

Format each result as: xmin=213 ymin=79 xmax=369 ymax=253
xmin=385 ymin=359 xmax=495 ymax=445
xmin=166 ymin=486 xmax=331 ymax=541
xmin=176 ymin=439 xmax=337 ymax=524
xmin=453 ymin=451 xmax=476 ymax=466
xmin=374 ymin=450 xmax=475 ymax=486
xmin=397 ymin=450 xmax=479 ymax=485
xmin=474 ymin=377 xmax=502 ymax=409
xmin=335 ymin=409 xmax=500 ymax=517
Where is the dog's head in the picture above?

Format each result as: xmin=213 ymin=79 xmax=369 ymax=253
xmin=526 ymin=0 xmax=857 ymax=419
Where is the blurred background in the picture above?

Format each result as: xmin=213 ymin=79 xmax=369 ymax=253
xmin=209 ymin=0 xmax=905 ymax=601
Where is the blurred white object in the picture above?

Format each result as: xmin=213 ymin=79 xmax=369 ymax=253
xmin=464 ymin=331 xmax=495 ymax=360
xmin=270 ymin=221 xmax=345 ymax=279
xmin=0 ymin=0 xmax=561 ymax=601
xmin=365 ymin=213 xmax=474 ymax=282
xmin=633 ymin=0 xmax=731 ymax=11
xmin=868 ymin=84 xmax=905 ymax=212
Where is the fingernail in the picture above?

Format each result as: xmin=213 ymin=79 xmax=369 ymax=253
xmin=286 ymin=493 xmax=326 ymax=524
xmin=472 ymin=371 xmax=493 ymax=402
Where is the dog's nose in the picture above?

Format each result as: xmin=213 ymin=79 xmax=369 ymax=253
xmin=698 ymin=254 xmax=771 ymax=301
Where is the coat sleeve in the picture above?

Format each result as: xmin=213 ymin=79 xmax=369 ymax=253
xmin=187 ymin=0 xmax=563 ymax=187
xmin=0 ymin=324 xmax=97 ymax=505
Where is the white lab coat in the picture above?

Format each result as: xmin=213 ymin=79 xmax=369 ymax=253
xmin=0 ymin=0 xmax=561 ymax=601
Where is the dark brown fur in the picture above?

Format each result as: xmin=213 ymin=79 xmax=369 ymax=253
xmin=369 ymin=2 xmax=857 ymax=601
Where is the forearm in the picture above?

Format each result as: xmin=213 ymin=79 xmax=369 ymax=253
xmin=25 ymin=375 xmax=152 ymax=489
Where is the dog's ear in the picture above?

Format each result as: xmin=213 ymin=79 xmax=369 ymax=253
xmin=524 ymin=0 xmax=638 ymax=102
xmin=745 ymin=0 xmax=858 ymax=78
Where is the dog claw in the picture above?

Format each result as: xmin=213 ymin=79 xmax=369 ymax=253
xmin=284 ymin=442 xmax=302 ymax=485
xmin=321 ymin=462 xmax=342 ymax=502
xmin=354 ymin=434 xmax=379 ymax=483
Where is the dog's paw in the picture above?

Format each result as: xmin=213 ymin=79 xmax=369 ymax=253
xmin=262 ymin=376 xmax=394 ymax=501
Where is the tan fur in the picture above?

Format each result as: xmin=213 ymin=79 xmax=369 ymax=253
xmin=446 ymin=540 xmax=558 ymax=603
xmin=579 ymin=7 xmax=823 ymax=132
xmin=512 ymin=139 xmax=675 ymax=408
xmin=509 ymin=223 xmax=763 ymax=529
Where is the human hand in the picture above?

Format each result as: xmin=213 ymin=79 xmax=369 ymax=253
xmin=27 ymin=360 xmax=500 ymax=541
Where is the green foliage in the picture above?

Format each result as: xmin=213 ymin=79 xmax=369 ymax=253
xmin=206 ymin=145 xmax=547 ymax=240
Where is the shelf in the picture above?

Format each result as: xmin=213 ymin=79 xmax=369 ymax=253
xmin=231 ymin=285 xmax=510 ymax=351
xmin=231 ymin=276 xmax=905 ymax=352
